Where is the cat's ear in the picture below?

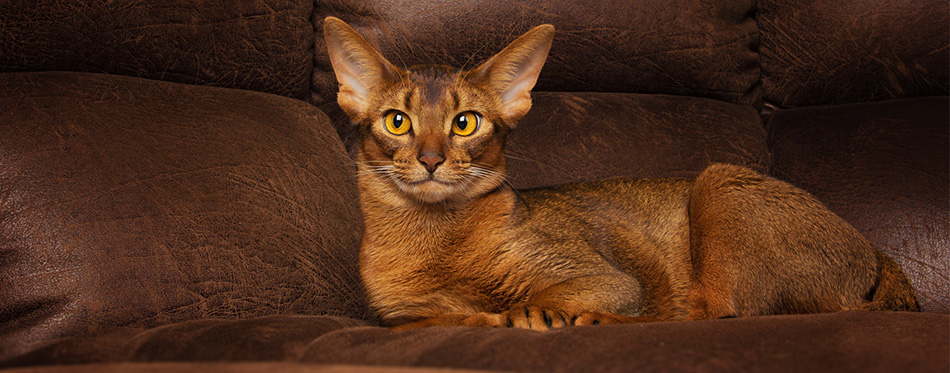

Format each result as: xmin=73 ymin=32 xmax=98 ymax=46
xmin=324 ymin=17 xmax=401 ymax=120
xmin=467 ymin=24 xmax=554 ymax=126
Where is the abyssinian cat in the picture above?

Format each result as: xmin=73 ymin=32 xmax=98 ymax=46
xmin=323 ymin=17 xmax=919 ymax=330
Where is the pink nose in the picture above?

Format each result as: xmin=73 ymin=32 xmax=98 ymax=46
xmin=418 ymin=153 xmax=445 ymax=173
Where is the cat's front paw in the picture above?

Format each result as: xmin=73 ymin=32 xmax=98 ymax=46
xmin=500 ymin=304 xmax=572 ymax=331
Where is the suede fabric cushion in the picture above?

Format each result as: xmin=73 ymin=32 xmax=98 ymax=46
xmin=757 ymin=0 xmax=950 ymax=108
xmin=505 ymin=92 xmax=769 ymax=189
xmin=0 ymin=1 xmax=314 ymax=100
xmin=1 ymin=363 xmax=489 ymax=373
xmin=768 ymin=97 xmax=949 ymax=313
xmin=0 ymin=72 xmax=368 ymax=360
xmin=314 ymin=0 xmax=762 ymax=140
xmin=4 ymin=312 xmax=948 ymax=372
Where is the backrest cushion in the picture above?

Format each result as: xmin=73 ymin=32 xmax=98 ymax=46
xmin=0 ymin=1 xmax=313 ymax=100
xmin=757 ymin=0 xmax=950 ymax=108
xmin=312 ymin=0 xmax=762 ymax=111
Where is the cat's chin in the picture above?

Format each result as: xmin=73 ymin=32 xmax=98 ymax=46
xmin=400 ymin=180 xmax=462 ymax=204
xmin=385 ymin=171 xmax=505 ymax=205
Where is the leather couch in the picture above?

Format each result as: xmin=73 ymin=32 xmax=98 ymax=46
xmin=1 ymin=0 xmax=947 ymax=371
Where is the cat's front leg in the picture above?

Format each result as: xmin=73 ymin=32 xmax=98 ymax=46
xmin=389 ymin=307 xmax=573 ymax=331
xmin=390 ymin=308 xmax=658 ymax=331
xmin=390 ymin=312 xmax=507 ymax=331
xmin=388 ymin=307 xmax=609 ymax=331
xmin=499 ymin=305 xmax=660 ymax=330
xmin=500 ymin=272 xmax=660 ymax=329
xmin=392 ymin=273 xmax=652 ymax=331
xmin=389 ymin=307 xmax=578 ymax=331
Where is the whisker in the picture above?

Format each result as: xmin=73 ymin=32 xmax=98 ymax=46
xmin=502 ymin=154 xmax=532 ymax=162
xmin=466 ymin=164 xmax=514 ymax=188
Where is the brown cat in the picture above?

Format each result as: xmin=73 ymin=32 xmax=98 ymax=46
xmin=323 ymin=17 xmax=920 ymax=331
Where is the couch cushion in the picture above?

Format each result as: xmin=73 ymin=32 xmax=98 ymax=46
xmin=312 ymin=0 xmax=761 ymax=114
xmin=505 ymin=92 xmax=769 ymax=189
xmin=0 ymin=1 xmax=313 ymax=100
xmin=768 ymin=97 xmax=949 ymax=313
xmin=757 ymin=0 xmax=950 ymax=108
xmin=3 ymin=316 xmax=367 ymax=366
xmin=303 ymin=312 xmax=947 ymax=372
xmin=0 ymin=72 xmax=368 ymax=360
xmin=1 ymin=363 xmax=486 ymax=373
xmin=4 ymin=312 xmax=948 ymax=372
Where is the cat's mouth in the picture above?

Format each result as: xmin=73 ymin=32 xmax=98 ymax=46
xmin=369 ymin=163 xmax=503 ymax=203
xmin=408 ymin=176 xmax=452 ymax=186
xmin=396 ymin=174 xmax=463 ymax=203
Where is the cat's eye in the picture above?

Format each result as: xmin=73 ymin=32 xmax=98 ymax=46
xmin=384 ymin=111 xmax=412 ymax=135
xmin=452 ymin=112 xmax=480 ymax=136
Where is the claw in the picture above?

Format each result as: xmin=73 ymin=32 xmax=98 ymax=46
xmin=542 ymin=310 xmax=553 ymax=327
xmin=500 ymin=304 xmax=571 ymax=330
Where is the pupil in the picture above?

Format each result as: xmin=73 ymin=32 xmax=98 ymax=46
xmin=457 ymin=115 xmax=468 ymax=130
xmin=393 ymin=114 xmax=403 ymax=127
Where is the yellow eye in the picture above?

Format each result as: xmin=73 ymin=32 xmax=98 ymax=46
xmin=384 ymin=111 xmax=411 ymax=135
xmin=452 ymin=112 xmax=479 ymax=136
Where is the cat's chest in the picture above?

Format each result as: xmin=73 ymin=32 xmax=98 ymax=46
xmin=360 ymin=232 xmax=530 ymax=321
xmin=358 ymin=190 xmax=531 ymax=321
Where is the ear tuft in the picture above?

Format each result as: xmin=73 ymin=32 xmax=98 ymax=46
xmin=324 ymin=17 xmax=400 ymax=120
xmin=467 ymin=24 xmax=555 ymax=126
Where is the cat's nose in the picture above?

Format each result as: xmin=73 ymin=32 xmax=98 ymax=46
xmin=418 ymin=153 xmax=445 ymax=173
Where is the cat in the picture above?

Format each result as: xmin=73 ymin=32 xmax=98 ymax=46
xmin=323 ymin=17 xmax=920 ymax=330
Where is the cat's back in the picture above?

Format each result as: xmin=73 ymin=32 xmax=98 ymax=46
xmin=512 ymin=178 xmax=693 ymax=259
xmin=516 ymin=178 xmax=693 ymax=226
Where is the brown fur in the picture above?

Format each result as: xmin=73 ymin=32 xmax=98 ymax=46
xmin=323 ymin=17 xmax=920 ymax=331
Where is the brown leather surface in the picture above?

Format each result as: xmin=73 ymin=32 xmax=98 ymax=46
xmin=0 ymin=1 xmax=314 ymax=100
xmin=5 ymin=312 xmax=948 ymax=372
xmin=0 ymin=72 xmax=368 ymax=360
xmin=312 ymin=0 xmax=762 ymax=112
xmin=506 ymin=92 xmax=769 ymax=189
xmin=769 ymin=97 xmax=949 ymax=313
xmin=758 ymin=0 xmax=950 ymax=108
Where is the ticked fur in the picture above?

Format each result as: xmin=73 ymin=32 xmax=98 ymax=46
xmin=324 ymin=17 xmax=920 ymax=330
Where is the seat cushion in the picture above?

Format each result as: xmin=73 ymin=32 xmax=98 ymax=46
xmin=0 ymin=363 xmax=482 ymax=373
xmin=0 ymin=72 xmax=368 ymax=360
xmin=768 ymin=97 xmax=949 ymax=312
xmin=4 ymin=312 xmax=948 ymax=372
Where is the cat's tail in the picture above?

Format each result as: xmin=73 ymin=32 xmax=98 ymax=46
xmin=861 ymin=250 xmax=920 ymax=312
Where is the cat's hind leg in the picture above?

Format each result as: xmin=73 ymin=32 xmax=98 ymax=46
xmin=684 ymin=163 xmax=879 ymax=320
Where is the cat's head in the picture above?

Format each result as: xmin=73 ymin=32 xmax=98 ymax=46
xmin=324 ymin=17 xmax=553 ymax=204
